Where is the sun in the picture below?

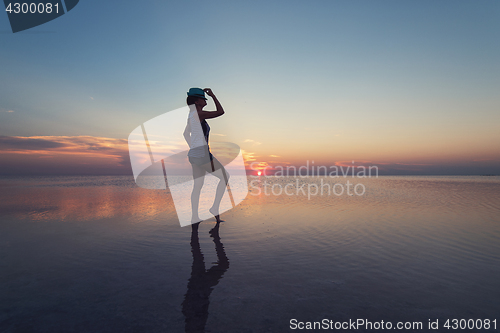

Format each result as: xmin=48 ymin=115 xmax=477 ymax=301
xmin=257 ymin=171 xmax=262 ymax=176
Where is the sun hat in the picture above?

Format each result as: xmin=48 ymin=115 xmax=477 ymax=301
xmin=187 ymin=87 xmax=207 ymax=100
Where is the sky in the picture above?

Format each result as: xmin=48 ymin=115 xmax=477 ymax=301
xmin=1 ymin=0 xmax=499 ymax=175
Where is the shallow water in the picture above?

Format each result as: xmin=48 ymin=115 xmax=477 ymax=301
xmin=1 ymin=175 xmax=499 ymax=332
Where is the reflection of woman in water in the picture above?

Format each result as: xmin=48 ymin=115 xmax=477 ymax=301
xmin=181 ymin=222 xmax=229 ymax=333
xmin=184 ymin=88 xmax=229 ymax=223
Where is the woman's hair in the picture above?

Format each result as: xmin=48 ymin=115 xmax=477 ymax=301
xmin=186 ymin=96 xmax=199 ymax=106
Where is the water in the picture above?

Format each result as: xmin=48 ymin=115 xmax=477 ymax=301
xmin=0 ymin=176 xmax=499 ymax=332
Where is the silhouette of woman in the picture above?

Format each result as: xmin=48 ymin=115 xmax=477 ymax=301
xmin=184 ymin=88 xmax=229 ymax=223
xmin=181 ymin=222 xmax=229 ymax=332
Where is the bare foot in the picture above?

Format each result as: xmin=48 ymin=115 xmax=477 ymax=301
xmin=209 ymin=207 xmax=224 ymax=222
xmin=191 ymin=216 xmax=202 ymax=224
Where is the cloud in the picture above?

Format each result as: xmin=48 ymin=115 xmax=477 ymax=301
xmin=244 ymin=139 xmax=262 ymax=145
xmin=0 ymin=136 xmax=68 ymax=150
xmin=248 ymin=161 xmax=270 ymax=171
xmin=242 ymin=149 xmax=258 ymax=163
xmin=211 ymin=133 xmax=227 ymax=137
xmin=269 ymin=154 xmax=280 ymax=158
xmin=0 ymin=135 xmax=131 ymax=175
xmin=90 ymin=97 xmax=94 ymax=100
xmin=1 ymin=110 xmax=14 ymax=113
xmin=0 ymin=135 xmax=128 ymax=154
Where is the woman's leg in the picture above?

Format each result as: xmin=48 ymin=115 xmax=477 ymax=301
xmin=191 ymin=163 xmax=206 ymax=223
xmin=200 ymin=157 xmax=230 ymax=222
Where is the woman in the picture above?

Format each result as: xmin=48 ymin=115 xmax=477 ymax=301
xmin=184 ymin=88 xmax=229 ymax=223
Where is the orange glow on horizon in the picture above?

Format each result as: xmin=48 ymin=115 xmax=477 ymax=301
xmin=1 ymin=135 xmax=499 ymax=176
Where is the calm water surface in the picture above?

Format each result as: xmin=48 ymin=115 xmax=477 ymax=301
xmin=1 ymin=176 xmax=499 ymax=332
